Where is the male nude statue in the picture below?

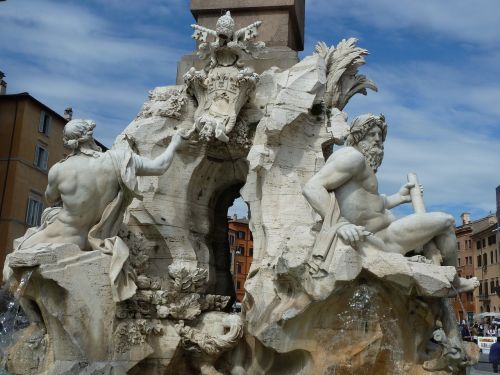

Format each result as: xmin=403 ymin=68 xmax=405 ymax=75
xmin=302 ymin=114 xmax=478 ymax=293
xmin=7 ymin=119 xmax=186 ymax=301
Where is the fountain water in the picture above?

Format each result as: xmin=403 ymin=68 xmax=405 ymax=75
xmin=327 ymin=284 xmax=405 ymax=375
xmin=0 ymin=270 xmax=33 ymax=367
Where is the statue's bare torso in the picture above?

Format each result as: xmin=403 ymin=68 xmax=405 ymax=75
xmin=22 ymin=151 xmax=122 ymax=250
xmin=330 ymin=147 xmax=394 ymax=233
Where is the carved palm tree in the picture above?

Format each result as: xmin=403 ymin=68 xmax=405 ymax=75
xmin=315 ymin=38 xmax=378 ymax=111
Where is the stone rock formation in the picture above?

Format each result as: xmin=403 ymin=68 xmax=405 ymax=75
xmin=1 ymin=8 xmax=479 ymax=375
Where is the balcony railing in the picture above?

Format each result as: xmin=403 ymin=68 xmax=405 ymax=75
xmin=479 ymin=294 xmax=490 ymax=301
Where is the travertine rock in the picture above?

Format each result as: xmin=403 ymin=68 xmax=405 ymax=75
xmin=2 ymin=12 xmax=478 ymax=375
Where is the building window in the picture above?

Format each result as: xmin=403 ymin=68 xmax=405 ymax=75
xmin=485 ymin=282 xmax=489 ymax=296
xmin=38 ymin=111 xmax=52 ymax=136
xmin=229 ymin=235 xmax=235 ymax=246
xmin=457 ymin=242 xmax=460 ymax=250
xmin=236 ymin=263 xmax=242 ymax=273
xmin=236 ymin=280 xmax=241 ymax=290
xmin=478 ymin=255 xmax=482 ymax=267
xmin=468 ymin=240 xmax=472 ymax=249
xmin=26 ymin=194 xmax=43 ymax=227
xmin=477 ymin=240 xmax=482 ymax=250
xmin=483 ymin=238 xmax=486 ymax=248
xmin=236 ymin=246 xmax=244 ymax=255
xmin=34 ymin=144 xmax=49 ymax=170
xmin=484 ymin=253 xmax=488 ymax=267
xmin=249 ymin=248 xmax=253 ymax=257
xmin=489 ymin=235 xmax=496 ymax=246
xmin=492 ymin=251 xmax=494 ymax=264
xmin=237 ymin=231 xmax=245 ymax=239
xmin=491 ymin=281 xmax=495 ymax=295
xmin=479 ymin=283 xmax=483 ymax=295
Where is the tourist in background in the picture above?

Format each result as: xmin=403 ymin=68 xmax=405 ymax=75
xmin=490 ymin=337 xmax=500 ymax=373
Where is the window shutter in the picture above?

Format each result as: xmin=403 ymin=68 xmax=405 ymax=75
xmin=39 ymin=111 xmax=46 ymax=132
xmin=26 ymin=198 xmax=35 ymax=226
xmin=42 ymin=149 xmax=49 ymax=170
xmin=46 ymin=115 xmax=52 ymax=136
xmin=35 ymin=201 xmax=43 ymax=226
xmin=34 ymin=145 xmax=40 ymax=166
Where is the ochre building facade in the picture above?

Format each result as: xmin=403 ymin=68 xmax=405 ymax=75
xmin=0 ymin=93 xmax=73 ymax=267
xmin=453 ymin=212 xmax=499 ymax=321
xmin=228 ymin=216 xmax=253 ymax=302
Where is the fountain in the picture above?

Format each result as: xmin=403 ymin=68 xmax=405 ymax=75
xmin=1 ymin=5 xmax=480 ymax=375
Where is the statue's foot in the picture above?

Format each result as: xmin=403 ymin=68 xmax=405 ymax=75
xmin=452 ymin=276 xmax=480 ymax=293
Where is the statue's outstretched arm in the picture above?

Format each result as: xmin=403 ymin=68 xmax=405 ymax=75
xmin=135 ymin=133 xmax=184 ymax=176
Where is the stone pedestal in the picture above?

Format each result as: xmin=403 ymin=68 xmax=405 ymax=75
xmin=190 ymin=0 xmax=304 ymax=50
xmin=5 ymin=245 xmax=181 ymax=374
xmin=176 ymin=0 xmax=304 ymax=84
xmin=176 ymin=46 xmax=299 ymax=85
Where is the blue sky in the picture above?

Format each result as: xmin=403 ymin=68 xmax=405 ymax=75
xmin=1 ymin=0 xmax=499 ymax=223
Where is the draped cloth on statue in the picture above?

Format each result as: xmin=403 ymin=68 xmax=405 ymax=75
xmin=308 ymin=193 xmax=348 ymax=277
xmin=87 ymin=150 xmax=142 ymax=302
xmin=5 ymin=150 xmax=143 ymax=302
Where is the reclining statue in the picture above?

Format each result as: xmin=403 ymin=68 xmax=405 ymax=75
xmin=302 ymin=113 xmax=478 ymax=294
xmin=5 ymin=119 xmax=186 ymax=301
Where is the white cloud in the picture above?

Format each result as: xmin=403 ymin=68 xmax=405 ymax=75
xmin=0 ymin=0 xmax=191 ymax=146
xmin=228 ymin=198 xmax=249 ymax=220
xmin=307 ymin=0 xmax=500 ymax=47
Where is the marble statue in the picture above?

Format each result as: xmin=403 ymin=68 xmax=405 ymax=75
xmin=302 ymin=113 xmax=479 ymax=294
xmin=1 ymin=7 xmax=479 ymax=374
xmin=6 ymin=118 xmax=186 ymax=301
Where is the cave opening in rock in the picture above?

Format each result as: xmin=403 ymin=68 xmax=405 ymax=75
xmin=210 ymin=185 xmax=250 ymax=311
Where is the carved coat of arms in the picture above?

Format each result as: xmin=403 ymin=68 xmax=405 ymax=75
xmin=184 ymin=11 xmax=265 ymax=142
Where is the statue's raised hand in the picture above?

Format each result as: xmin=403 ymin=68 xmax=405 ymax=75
xmin=398 ymin=182 xmax=415 ymax=203
xmin=398 ymin=182 xmax=424 ymax=204
xmin=172 ymin=130 xmax=194 ymax=151
xmin=337 ymin=223 xmax=372 ymax=248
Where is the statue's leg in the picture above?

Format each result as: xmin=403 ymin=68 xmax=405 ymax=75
xmin=432 ymin=226 xmax=457 ymax=267
xmin=378 ymin=212 xmax=455 ymax=256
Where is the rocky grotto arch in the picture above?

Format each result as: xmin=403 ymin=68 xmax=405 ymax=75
xmin=186 ymin=154 xmax=249 ymax=301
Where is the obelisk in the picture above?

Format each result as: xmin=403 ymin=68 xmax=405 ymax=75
xmin=176 ymin=0 xmax=305 ymax=83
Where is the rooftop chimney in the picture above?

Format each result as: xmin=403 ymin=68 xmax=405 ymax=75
xmin=232 ymin=214 xmax=237 ymax=220
xmin=64 ymin=107 xmax=73 ymax=121
xmin=460 ymin=212 xmax=471 ymax=225
xmin=0 ymin=71 xmax=6 ymax=95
